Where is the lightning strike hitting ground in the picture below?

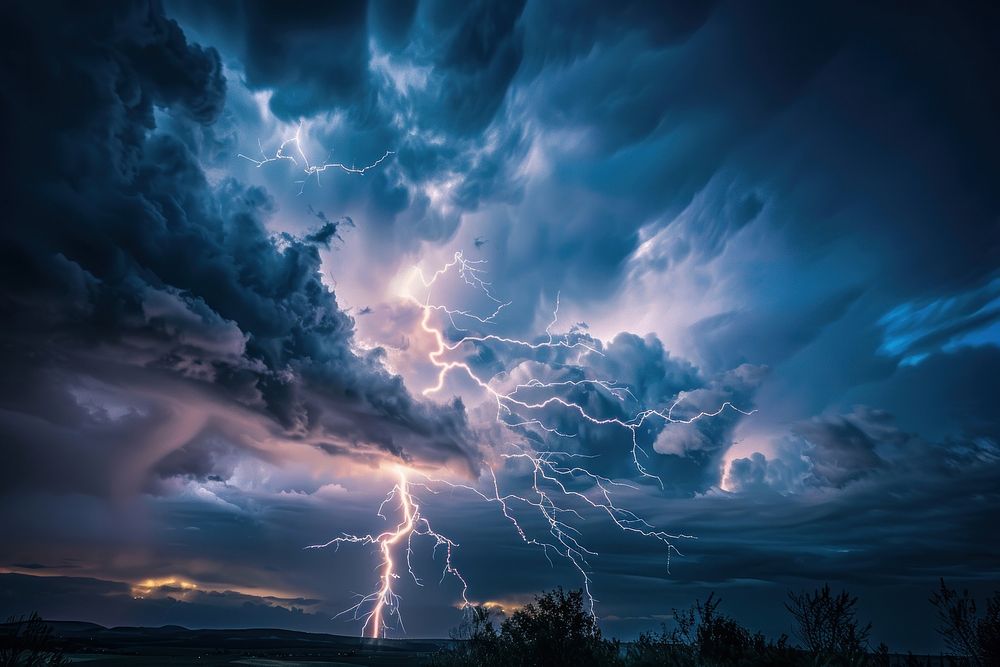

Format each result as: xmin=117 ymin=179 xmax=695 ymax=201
xmin=238 ymin=122 xmax=394 ymax=194
xmin=306 ymin=467 xmax=468 ymax=638
xmin=309 ymin=252 xmax=755 ymax=637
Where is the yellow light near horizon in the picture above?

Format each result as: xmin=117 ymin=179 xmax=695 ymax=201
xmin=130 ymin=577 xmax=199 ymax=598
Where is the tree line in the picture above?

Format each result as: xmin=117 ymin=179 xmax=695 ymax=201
xmin=430 ymin=580 xmax=1000 ymax=666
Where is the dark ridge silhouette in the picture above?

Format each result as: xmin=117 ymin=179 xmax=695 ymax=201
xmin=0 ymin=617 xmax=447 ymax=666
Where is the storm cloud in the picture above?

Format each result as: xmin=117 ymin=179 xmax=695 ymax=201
xmin=0 ymin=0 xmax=997 ymax=654
xmin=0 ymin=0 xmax=479 ymax=503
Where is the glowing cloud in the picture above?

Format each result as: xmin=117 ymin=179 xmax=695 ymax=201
xmin=239 ymin=121 xmax=394 ymax=194
xmin=308 ymin=253 xmax=754 ymax=637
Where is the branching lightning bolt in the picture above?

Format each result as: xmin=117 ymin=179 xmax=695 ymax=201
xmin=239 ymin=122 xmax=394 ymax=194
xmin=407 ymin=253 xmax=753 ymax=484
xmin=309 ymin=251 xmax=755 ymax=636
xmin=306 ymin=467 xmax=468 ymax=638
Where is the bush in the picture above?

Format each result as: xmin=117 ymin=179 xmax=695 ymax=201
xmin=626 ymin=626 xmax=693 ymax=666
xmin=629 ymin=593 xmax=797 ymax=666
xmin=499 ymin=588 xmax=620 ymax=666
xmin=785 ymin=583 xmax=871 ymax=665
xmin=431 ymin=604 xmax=505 ymax=667
xmin=930 ymin=579 xmax=1000 ymax=666
xmin=0 ymin=612 xmax=68 ymax=667
xmin=431 ymin=588 xmax=620 ymax=666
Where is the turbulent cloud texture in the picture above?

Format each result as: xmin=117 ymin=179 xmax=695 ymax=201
xmin=0 ymin=0 xmax=482 ymax=503
xmin=0 ymin=0 xmax=998 ymax=653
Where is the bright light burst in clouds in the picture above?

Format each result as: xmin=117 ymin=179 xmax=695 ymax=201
xmin=238 ymin=120 xmax=394 ymax=195
xmin=297 ymin=249 xmax=752 ymax=637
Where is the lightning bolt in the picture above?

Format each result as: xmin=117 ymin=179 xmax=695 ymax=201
xmin=306 ymin=466 xmax=468 ymax=638
xmin=309 ymin=251 xmax=755 ymax=635
xmin=406 ymin=252 xmax=753 ymax=484
xmin=239 ymin=122 xmax=394 ymax=194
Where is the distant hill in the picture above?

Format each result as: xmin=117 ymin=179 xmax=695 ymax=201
xmin=0 ymin=619 xmax=450 ymax=666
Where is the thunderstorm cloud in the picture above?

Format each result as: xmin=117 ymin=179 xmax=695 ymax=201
xmin=0 ymin=0 xmax=997 ymax=652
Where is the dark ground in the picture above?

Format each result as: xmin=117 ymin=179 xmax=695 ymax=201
xmin=10 ymin=620 xmax=446 ymax=665
xmin=1 ymin=619 xmax=964 ymax=666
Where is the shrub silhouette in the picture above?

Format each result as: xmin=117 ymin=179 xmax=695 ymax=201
xmin=0 ymin=612 xmax=68 ymax=667
xmin=629 ymin=593 xmax=796 ymax=666
xmin=930 ymin=579 xmax=1000 ymax=666
xmin=438 ymin=604 xmax=504 ymax=667
xmin=498 ymin=588 xmax=620 ymax=666
xmin=785 ymin=583 xmax=871 ymax=665
xmin=674 ymin=592 xmax=756 ymax=663
xmin=432 ymin=588 xmax=620 ymax=666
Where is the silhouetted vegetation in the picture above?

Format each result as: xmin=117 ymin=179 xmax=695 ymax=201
xmin=1 ymin=584 xmax=994 ymax=665
xmin=930 ymin=579 xmax=1000 ymax=666
xmin=785 ymin=583 xmax=871 ymax=664
xmin=0 ymin=612 xmax=68 ymax=667
xmin=432 ymin=581 xmax=996 ymax=666
xmin=627 ymin=592 xmax=798 ymax=666
xmin=431 ymin=588 xmax=620 ymax=666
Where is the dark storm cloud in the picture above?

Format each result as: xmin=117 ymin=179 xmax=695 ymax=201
xmin=169 ymin=0 xmax=1000 ymax=339
xmin=202 ymin=0 xmax=1000 ymax=650
xmin=0 ymin=0 xmax=479 ymax=502
xmin=456 ymin=329 xmax=764 ymax=492
xmin=688 ymin=285 xmax=866 ymax=372
xmin=410 ymin=0 xmax=526 ymax=136
xmin=164 ymin=1 xmax=376 ymax=120
xmin=182 ymin=0 xmax=526 ymax=132
xmin=618 ymin=428 xmax=1000 ymax=652
xmin=704 ymin=412 xmax=996 ymax=637
xmin=302 ymin=208 xmax=355 ymax=247
xmin=464 ymin=0 xmax=1000 ymax=367
xmin=791 ymin=411 xmax=888 ymax=489
xmin=383 ymin=1 xmax=858 ymax=343
xmin=240 ymin=1 xmax=372 ymax=120
xmin=727 ymin=406 xmax=898 ymax=494
xmin=846 ymin=345 xmax=1000 ymax=442
xmin=169 ymin=0 xmax=533 ymax=260
xmin=1 ymin=0 xmax=998 ymax=650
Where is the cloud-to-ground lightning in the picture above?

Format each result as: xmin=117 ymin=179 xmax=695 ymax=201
xmin=309 ymin=252 xmax=754 ymax=636
xmin=239 ymin=122 xmax=393 ymax=194
xmin=306 ymin=467 xmax=468 ymax=638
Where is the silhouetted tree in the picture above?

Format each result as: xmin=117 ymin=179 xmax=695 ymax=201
xmin=453 ymin=604 xmax=501 ymax=643
xmin=871 ymin=641 xmax=891 ymax=667
xmin=930 ymin=579 xmax=1000 ymax=666
xmin=675 ymin=593 xmax=753 ymax=663
xmin=431 ymin=588 xmax=620 ymax=666
xmin=499 ymin=588 xmax=620 ymax=666
xmin=0 ymin=613 xmax=68 ymax=667
xmin=649 ymin=592 xmax=797 ymax=666
xmin=627 ymin=625 xmax=693 ymax=666
xmin=437 ymin=604 xmax=504 ymax=666
xmin=785 ymin=584 xmax=871 ymax=665
xmin=433 ymin=585 xmax=904 ymax=666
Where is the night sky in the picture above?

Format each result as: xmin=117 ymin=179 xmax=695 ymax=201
xmin=1 ymin=0 xmax=998 ymax=653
